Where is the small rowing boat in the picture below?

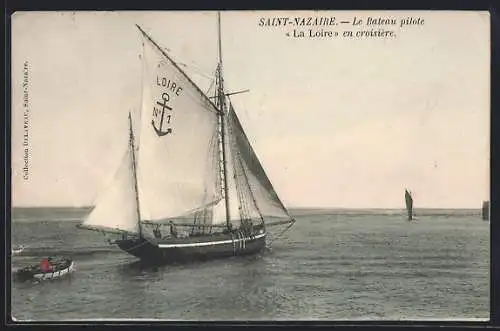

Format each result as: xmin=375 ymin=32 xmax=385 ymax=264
xmin=12 ymin=245 xmax=25 ymax=255
xmin=14 ymin=258 xmax=75 ymax=282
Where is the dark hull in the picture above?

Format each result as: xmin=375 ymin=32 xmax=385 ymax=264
xmin=115 ymin=228 xmax=266 ymax=265
xmin=15 ymin=259 xmax=74 ymax=282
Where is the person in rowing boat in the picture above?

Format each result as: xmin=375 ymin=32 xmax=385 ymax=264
xmin=40 ymin=257 xmax=54 ymax=273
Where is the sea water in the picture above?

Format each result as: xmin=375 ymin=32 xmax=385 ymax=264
xmin=10 ymin=207 xmax=489 ymax=321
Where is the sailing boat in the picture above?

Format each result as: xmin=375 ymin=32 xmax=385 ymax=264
xmin=77 ymin=13 xmax=295 ymax=264
xmin=404 ymin=189 xmax=415 ymax=221
xmin=481 ymin=200 xmax=489 ymax=221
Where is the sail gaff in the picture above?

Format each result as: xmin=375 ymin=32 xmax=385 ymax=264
xmin=136 ymin=29 xmax=223 ymax=222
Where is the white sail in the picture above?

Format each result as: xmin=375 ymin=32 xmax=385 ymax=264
xmin=211 ymin=113 xmax=241 ymax=227
xmin=82 ymin=146 xmax=140 ymax=233
xmin=228 ymin=103 xmax=291 ymax=219
xmin=136 ymin=32 xmax=222 ymax=222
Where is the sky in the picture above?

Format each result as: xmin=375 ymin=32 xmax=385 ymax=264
xmin=11 ymin=10 xmax=490 ymax=209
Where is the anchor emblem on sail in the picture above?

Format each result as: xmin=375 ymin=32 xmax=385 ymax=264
xmin=152 ymin=92 xmax=173 ymax=137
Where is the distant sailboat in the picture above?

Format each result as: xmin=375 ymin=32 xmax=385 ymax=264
xmin=481 ymin=200 xmax=489 ymax=221
xmin=405 ymin=189 xmax=415 ymax=221
xmin=77 ymin=13 xmax=295 ymax=264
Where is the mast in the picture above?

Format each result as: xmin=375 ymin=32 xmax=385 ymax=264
xmin=129 ymin=112 xmax=143 ymax=237
xmin=216 ymin=11 xmax=232 ymax=229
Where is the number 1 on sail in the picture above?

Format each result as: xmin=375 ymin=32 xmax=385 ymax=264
xmin=152 ymin=92 xmax=173 ymax=136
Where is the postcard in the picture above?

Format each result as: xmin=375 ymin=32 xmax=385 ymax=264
xmin=10 ymin=10 xmax=490 ymax=321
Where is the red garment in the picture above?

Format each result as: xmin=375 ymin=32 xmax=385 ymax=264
xmin=40 ymin=258 xmax=53 ymax=272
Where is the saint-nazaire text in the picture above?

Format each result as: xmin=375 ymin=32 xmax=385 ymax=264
xmin=258 ymin=16 xmax=338 ymax=27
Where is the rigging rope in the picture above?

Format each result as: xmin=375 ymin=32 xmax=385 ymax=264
xmin=228 ymin=109 xmax=253 ymax=223
xmin=176 ymin=58 xmax=214 ymax=81
xmin=266 ymin=218 xmax=296 ymax=248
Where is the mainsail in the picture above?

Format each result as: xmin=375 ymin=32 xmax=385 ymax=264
xmin=136 ymin=28 xmax=222 ymax=222
xmin=405 ymin=189 xmax=413 ymax=221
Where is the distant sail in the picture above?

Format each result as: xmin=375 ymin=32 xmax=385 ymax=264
xmin=136 ymin=33 xmax=222 ymax=222
xmin=482 ymin=200 xmax=489 ymax=220
xmin=82 ymin=144 xmax=140 ymax=233
xmin=405 ymin=189 xmax=413 ymax=221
